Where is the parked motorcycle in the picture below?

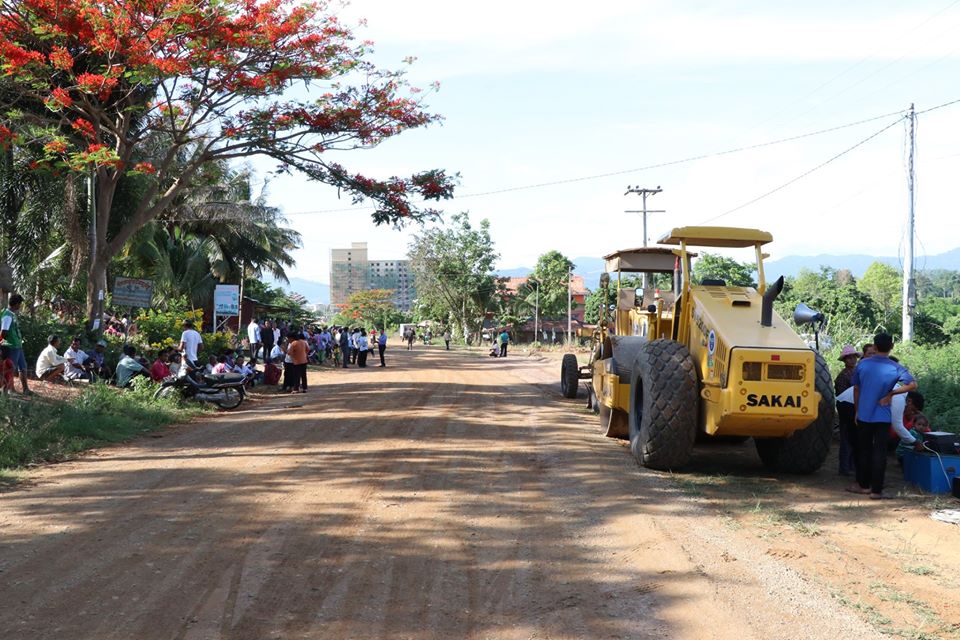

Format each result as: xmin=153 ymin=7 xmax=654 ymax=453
xmin=153 ymin=370 xmax=246 ymax=409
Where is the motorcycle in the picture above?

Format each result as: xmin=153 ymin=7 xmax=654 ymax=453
xmin=153 ymin=370 xmax=247 ymax=409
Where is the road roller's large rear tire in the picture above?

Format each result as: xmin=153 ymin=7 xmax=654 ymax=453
xmin=628 ymin=340 xmax=699 ymax=470
xmin=561 ymin=353 xmax=579 ymax=398
xmin=754 ymin=352 xmax=835 ymax=473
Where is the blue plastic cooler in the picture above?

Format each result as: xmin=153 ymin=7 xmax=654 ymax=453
xmin=902 ymin=450 xmax=960 ymax=493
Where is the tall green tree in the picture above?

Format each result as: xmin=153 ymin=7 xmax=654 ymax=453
xmin=858 ymin=262 xmax=902 ymax=332
xmin=526 ymin=251 xmax=576 ymax=319
xmin=0 ymin=0 xmax=455 ymax=328
xmin=692 ymin=253 xmax=755 ymax=287
xmin=408 ymin=213 xmax=499 ymax=343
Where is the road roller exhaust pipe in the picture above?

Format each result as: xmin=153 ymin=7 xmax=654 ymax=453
xmin=761 ymin=275 xmax=784 ymax=327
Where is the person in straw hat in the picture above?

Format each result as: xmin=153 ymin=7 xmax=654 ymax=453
xmin=835 ymin=344 xmax=861 ymax=476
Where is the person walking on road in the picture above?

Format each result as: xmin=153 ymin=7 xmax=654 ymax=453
xmin=0 ymin=294 xmax=32 ymax=395
xmin=405 ymin=327 xmax=416 ymax=350
xmin=849 ymin=332 xmax=916 ymax=499
xmin=378 ymin=328 xmax=387 ymax=367
xmin=443 ymin=329 xmax=451 ymax=351
xmin=499 ymin=328 xmax=509 ymax=358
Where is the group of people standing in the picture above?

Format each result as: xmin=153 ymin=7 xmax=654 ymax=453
xmin=834 ymin=332 xmax=928 ymax=500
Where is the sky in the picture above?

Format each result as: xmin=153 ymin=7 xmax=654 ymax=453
xmin=252 ymin=0 xmax=960 ymax=286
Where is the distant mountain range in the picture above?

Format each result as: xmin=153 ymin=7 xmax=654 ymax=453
xmin=501 ymin=248 xmax=960 ymax=288
xmin=271 ymin=248 xmax=958 ymax=304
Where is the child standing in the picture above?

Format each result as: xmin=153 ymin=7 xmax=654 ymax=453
xmin=1 ymin=345 xmax=14 ymax=395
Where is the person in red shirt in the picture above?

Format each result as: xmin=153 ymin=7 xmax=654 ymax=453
xmin=149 ymin=348 xmax=172 ymax=382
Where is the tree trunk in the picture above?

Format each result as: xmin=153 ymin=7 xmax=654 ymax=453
xmin=86 ymin=255 xmax=108 ymax=332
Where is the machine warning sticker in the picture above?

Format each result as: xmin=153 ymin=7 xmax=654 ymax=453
xmin=708 ymin=330 xmax=716 ymax=355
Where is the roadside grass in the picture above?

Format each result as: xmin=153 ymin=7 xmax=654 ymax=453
xmin=0 ymin=380 xmax=204 ymax=470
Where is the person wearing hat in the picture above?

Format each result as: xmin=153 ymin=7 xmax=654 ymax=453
xmin=85 ymin=339 xmax=113 ymax=382
xmin=835 ymin=345 xmax=861 ymax=476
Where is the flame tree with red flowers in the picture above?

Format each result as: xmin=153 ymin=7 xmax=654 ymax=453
xmin=0 ymin=0 xmax=456 ymax=328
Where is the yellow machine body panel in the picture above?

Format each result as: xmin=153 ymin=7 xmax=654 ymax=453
xmin=687 ymin=285 xmax=821 ymax=437
xmin=593 ymin=360 xmax=631 ymax=413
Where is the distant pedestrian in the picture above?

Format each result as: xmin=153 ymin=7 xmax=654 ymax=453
xmin=339 ymin=327 xmax=351 ymax=368
xmin=406 ymin=327 xmax=415 ymax=350
xmin=378 ymin=328 xmax=387 ymax=367
xmin=261 ymin=320 xmax=275 ymax=360
xmin=848 ymin=333 xmax=916 ymax=499
xmin=357 ymin=329 xmax=369 ymax=368
xmin=443 ymin=329 xmax=451 ymax=350
xmin=286 ymin=333 xmax=309 ymax=393
xmin=247 ymin=317 xmax=261 ymax=364
xmin=0 ymin=294 xmax=31 ymax=395
xmin=499 ymin=328 xmax=509 ymax=358
xmin=351 ymin=327 xmax=360 ymax=364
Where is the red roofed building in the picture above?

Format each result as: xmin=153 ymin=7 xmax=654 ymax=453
xmin=500 ymin=275 xmax=590 ymax=342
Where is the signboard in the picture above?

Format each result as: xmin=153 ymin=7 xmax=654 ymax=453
xmin=113 ymin=277 xmax=153 ymax=308
xmin=214 ymin=284 xmax=240 ymax=316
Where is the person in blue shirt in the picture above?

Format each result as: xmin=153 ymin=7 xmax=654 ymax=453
xmin=849 ymin=332 xmax=917 ymax=499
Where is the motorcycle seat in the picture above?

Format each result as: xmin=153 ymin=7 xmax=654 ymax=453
xmin=203 ymin=372 xmax=246 ymax=385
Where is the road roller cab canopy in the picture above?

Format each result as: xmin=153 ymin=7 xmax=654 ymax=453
xmin=603 ymin=247 xmax=680 ymax=274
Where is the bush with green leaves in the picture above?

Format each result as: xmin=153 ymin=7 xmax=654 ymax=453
xmin=0 ymin=381 xmax=202 ymax=469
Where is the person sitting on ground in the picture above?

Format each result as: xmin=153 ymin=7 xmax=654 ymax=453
xmin=85 ymin=340 xmax=112 ymax=381
xmin=167 ymin=351 xmax=181 ymax=377
xmin=211 ymin=354 xmax=231 ymax=375
xmin=269 ymin=339 xmax=284 ymax=365
xmin=1 ymin=345 xmax=14 ymax=395
xmin=63 ymin=336 xmax=93 ymax=382
xmin=150 ymin=348 xmax=172 ymax=382
xmin=35 ymin=334 xmax=67 ymax=383
xmin=115 ymin=345 xmax=148 ymax=388
xmin=203 ymin=355 xmax=218 ymax=375
xmin=233 ymin=355 xmax=261 ymax=387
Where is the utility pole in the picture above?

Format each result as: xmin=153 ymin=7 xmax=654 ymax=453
xmin=533 ymin=280 xmax=539 ymax=345
xmin=903 ymin=104 xmax=916 ymax=342
xmin=567 ymin=265 xmax=572 ymax=346
xmin=625 ymin=185 xmax=664 ymax=289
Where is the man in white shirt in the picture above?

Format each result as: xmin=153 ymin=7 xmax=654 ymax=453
xmin=35 ymin=334 xmax=66 ymax=382
xmin=178 ymin=319 xmax=203 ymax=367
xmin=247 ymin=318 xmax=261 ymax=364
xmin=63 ymin=336 xmax=91 ymax=381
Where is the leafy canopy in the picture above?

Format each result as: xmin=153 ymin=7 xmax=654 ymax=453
xmin=0 ymin=0 xmax=456 ymax=237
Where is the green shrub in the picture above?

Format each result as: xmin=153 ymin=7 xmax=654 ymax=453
xmin=0 ymin=382 xmax=201 ymax=469
xmin=897 ymin=342 xmax=960 ymax=433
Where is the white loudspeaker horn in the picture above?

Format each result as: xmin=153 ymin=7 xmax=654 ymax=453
xmin=793 ymin=303 xmax=824 ymax=325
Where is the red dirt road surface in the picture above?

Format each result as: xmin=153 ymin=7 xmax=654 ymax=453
xmin=1 ymin=348 xmax=956 ymax=639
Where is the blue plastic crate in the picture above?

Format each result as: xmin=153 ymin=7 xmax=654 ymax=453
xmin=902 ymin=450 xmax=960 ymax=493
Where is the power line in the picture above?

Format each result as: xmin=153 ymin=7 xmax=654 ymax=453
xmin=278 ymin=108 xmax=910 ymax=216
xmin=698 ymin=115 xmax=906 ymax=225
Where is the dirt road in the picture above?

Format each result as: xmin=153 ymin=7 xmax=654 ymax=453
xmin=1 ymin=348 xmax=957 ymax=639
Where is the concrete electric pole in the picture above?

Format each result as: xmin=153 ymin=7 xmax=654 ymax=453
xmin=902 ymin=105 xmax=916 ymax=343
xmin=625 ymin=186 xmax=664 ymax=289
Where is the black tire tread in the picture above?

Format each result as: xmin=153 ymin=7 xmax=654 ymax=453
xmin=561 ymin=353 xmax=579 ymax=398
xmin=754 ymin=352 xmax=835 ymax=473
xmin=629 ymin=340 xmax=699 ymax=470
